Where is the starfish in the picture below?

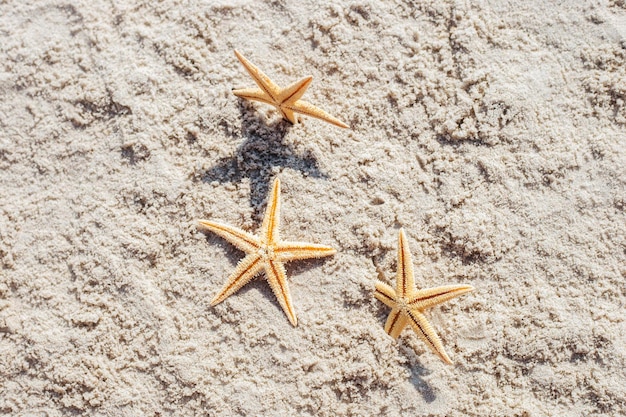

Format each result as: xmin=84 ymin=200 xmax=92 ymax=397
xmin=374 ymin=229 xmax=474 ymax=364
xmin=198 ymin=178 xmax=336 ymax=326
xmin=232 ymin=50 xmax=349 ymax=128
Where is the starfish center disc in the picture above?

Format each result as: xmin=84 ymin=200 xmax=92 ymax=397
xmin=257 ymin=244 xmax=275 ymax=260
xmin=397 ymin=297 xmax=410 ymax=311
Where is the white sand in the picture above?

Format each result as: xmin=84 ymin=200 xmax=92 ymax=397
xmin=1 ymin=0 xmax=625 ymax=415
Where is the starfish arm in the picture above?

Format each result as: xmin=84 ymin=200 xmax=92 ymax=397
xmin=265 ymin=260 xmax=297 ymax=326
xmin=211 ymin=253 xmax=264 ymax=305
xmin=274 ymin=241 xmax=336 ymax=262
xmin=409 ymin=284 xmax=474 ymax=310
xmin=232 ymin=87 xmax=275 ymax=106
xmin=278 ymin=76 xmax=313 ymax=103
xmin=374 ymin=281 xmax=397 ymax=309
xmin=287 ymin=100 xmax=349 ymax=129
xmin=406 ymin=309 xmax=453 ymax=365
xmin=234 ymin=50 xmax=281 ymax=103
xmin=261 ymin=178 xmax=281 ymax=243
xmin=198 ymin=220 xmax=261 ymax=253
xmin=384 ymin=308 xmax=409 ymax=339
xmin=281 ymin=108 xmax=298 ymax=124
xmin=396 ymin=229 xmax=416 ymax=298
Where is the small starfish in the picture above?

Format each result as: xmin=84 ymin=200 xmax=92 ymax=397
xmin=198 ymin=178 xmax=336 ymax=326
xmin=232 ymin=50 xmax=349 ymax=128
xmin=374 ymin=229 xmax=474 ymax=364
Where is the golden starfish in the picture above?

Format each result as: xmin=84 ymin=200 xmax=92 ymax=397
xmin=232 ymin=50 xmax=349 ymax=128
xmin=198 ymin=178 xmax=336 ymax=326
xmin=374 ymin=229 xmax=474 ymax=364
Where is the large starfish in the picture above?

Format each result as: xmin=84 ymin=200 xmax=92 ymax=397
xmin=198 ymin=178 xmax=336 ymax=326
xmin=374 ymin=229 xmax=474 ymax=364
xmin=232 ymin=50 xmax=349 ymax=128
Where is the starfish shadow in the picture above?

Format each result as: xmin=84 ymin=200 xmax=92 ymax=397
xmin=399 ymin=344 xmax=437 ymax=403
xmin=202 ymin=100 xmax=328 ymax=219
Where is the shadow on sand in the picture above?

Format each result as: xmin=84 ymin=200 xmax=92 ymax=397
xmin=399 ymin=344 xmax=437 ymax=403
xmin=202 ymin=100 xmax=327 ymax=219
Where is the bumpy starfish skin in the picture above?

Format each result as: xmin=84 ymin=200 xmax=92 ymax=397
xmin=374 ymin=229 xmax=474 ymax=364
xmin=198 ymin=178 xmax=336 ymax=326
xmin=232 ymin=50 xmax=349 ymax=128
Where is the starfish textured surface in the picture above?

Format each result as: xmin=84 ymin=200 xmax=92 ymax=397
xmin=374 ymin=229 xmax=474 ymax=364
xmin=198 ymin=178 xmax=336 ymax=326
xmin=232 ymin=50 xmax=349 ymax=128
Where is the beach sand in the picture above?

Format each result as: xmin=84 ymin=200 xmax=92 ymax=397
xmin=1 ymin=0 xmax=625 ymax=415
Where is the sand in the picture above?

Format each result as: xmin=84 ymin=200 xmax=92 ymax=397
xmin=1 ymin=0 xmax=625 ymax=415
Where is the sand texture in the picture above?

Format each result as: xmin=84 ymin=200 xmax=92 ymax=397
xmin=1 ymin=0 xmax=625 ymax=416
